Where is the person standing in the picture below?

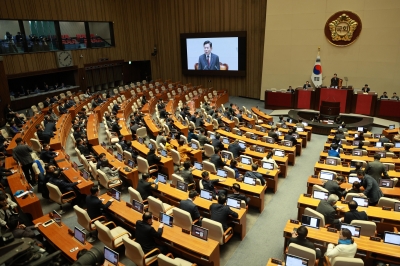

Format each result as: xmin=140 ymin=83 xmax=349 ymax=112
xmin=12 ymin=138 xmax=35 ymax=185
xmin=330 ymin=73 xmax=339 ymax=88
xmin=365 ymin=154 xmax=394 ymax=184
xmin=356 ymin=170 xmax=383 ymax=206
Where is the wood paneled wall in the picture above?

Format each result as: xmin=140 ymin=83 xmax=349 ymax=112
xmin=0 ymin=0 xmax=267 ymax=99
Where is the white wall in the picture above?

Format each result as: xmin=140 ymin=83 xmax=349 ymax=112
xmin=60 ymin=21 xmax=85 ymax=38
xmin=0 ymin=20 xmax=20 ymax=38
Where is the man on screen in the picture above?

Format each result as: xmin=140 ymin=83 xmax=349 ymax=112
xmin=198 ymin=40 xmax=220 ymax=70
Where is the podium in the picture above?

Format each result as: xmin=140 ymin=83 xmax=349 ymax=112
xmin=316 ymin=87 xmax=353 ymax=113
xmin=320 ymin=101 xmax=340 ymax=117
xmin=264 ymin=90 xmax=294 ymax=109
xmin=351 ymin=92 xmax=377 ymax=116
xmin=295 ymin=89 xmax=315 ymax=109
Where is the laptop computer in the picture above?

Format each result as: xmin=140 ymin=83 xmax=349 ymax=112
xmin=111 ymin=188 xmax=121 ymax=201
xmin=379 ymin=179 xmax=394 ymax=188
xmin=292 ymin=133 xmax=299 ymax=139
xmin=160 ymin=150 xmax=168 ymax=157
xmin=255 ymin=146 xmax=265 ymax=153
xmin=319 ymin=171 xmax=334 ymax=181
xmin=243 ymin=176 xmax=256 ymax=186
xmin=138 ymin=137 xmax=144 ymax=144
xmin=250 ymin=134 xmax=258 ymax=140
xmin=53 ymin=210 xmax=62 ymax=227
xmin=209 ymin=133 xmax=216 ymax=140
xmin=394 ymin=202 xmax=400 ymax=212
xmin=72 ymin=161 xmax=79 ymax=172
xmin=376 ymin=151 xmax=386 ymax=158
xmin=297 ymin=127 xmax=304 ymax=132
xmin=247 ymin=123 xmax=253 ymax=129
xmin=159 ymin=212 xmax=174 ymax=227
xmin=375 ymin=142 xmax=382 ymax=148
xmin=176 ymin=180 xmax=188 ymax=192
xmin=285 ymin=254 xmax=309 ymax=266
xmin=222 ymin=137 xmax=230 ymax=144
xmin=116 ymin=153 xmax=123 ymax=162
xmin=200 ymin=189 xmax=213 ymax=201
xmin=240 ymin=157 xmax=251 ymax=165
xmin=302 ymin=122 xmax=308 ymax=127
xmin=226 ymin=197 xmax=241 ymax=209
xmin=352 ymin=140 xmax=360 ymax=146
xmin=348 ymin=175 xmax=361 ymax=184
xmin=148 ymin=143 xmax=154 ymax=150
xmin=74 ymin=226 xmax=86 ymax=245
xmin=104 ymin=246 xmax=119 ymax=266
xmin=341 ymin=223 xmax=361 ymax=238
xmin=325 ymin=158 xmax=338 ymax=166
xmin=313 ymin=190 xmax=328 ymax=200
xmin=352 ymin=196 xmax=369 ymax=207
xmin=396 ymin=143 xmax=400 ymax=148
xmin=260 ymin=127 xmax=267 ymax=133
xmin=191 ymin=225 xmax=208 ymax=241
xmin=388 ymin=125 xmax=395 ymax=130
xmin=191 ymin=142 xmax=199 ymax=150
xmin=383 ymin=231 xmax=400 ymax=246
xmin=357 ymin=127 xmax=364 ymax=132
xmin=262 ymin=161 xmax=274 ymax=170
xmin=194 ymin=161 xmax=203 ymax=170
xmin=236 ymin=130 xmax=242 ymax=136
xmin=225 ymin=127 xmax=231 ymax=132
xmin=238 ymin=141 xmax=246 ymax=149
xmin=374 ymin=134 xmax=381 ymax=139
xmin=221 ymin=151 xmax=232 ymax=161
xmin=156 ymin=174 xmax=167 ymax=184
xmin=301 ymin=214 xmax=321 ymax=229
xmin=352 ymin=149 xmax=363 ymax=156
xmin=216 ymin=169 xmax=227 ymax=178
xmin=282 ymin=140 xmax=293 ymax=147
xmin=274 ymin=149 xmax=285 ymax=157
xmin=128 ymin=159 xmax=135 ymax=168
xmin=132 ymin=199 xmax=144 ymax=213
xmin=81 ymin=170 xmax=90 ymax=181
xmin=265 ymin=137 xmax=275 ymax=144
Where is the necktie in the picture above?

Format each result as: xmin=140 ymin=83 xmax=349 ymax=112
xmin=207 ymin=55 xmax=210 ymax=66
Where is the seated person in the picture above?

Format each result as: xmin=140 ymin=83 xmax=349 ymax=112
xmin=76 ymin=138 xmax=96 ymax=161
xmin=340 ymin=200 xmax=368 ymax=224
xmin=316 ymin=194 xmax=341 ymax=227
xmin=391 ymin=92 xmax=399 ymax=100
xmin=353 ymin=141 xmax=366 ymax=151
xmin=323 ymin=175 xmax=345 ymax=199
xmin=227 ymin=183 xmax=249 ymax=206
xmin=177 ymin=139 xmax=191 ymax=163
xmin=210 ymin=194 xmax=238 ymax=231
xmin=325 ymin=228 xmax=357 ymax=262
xmin=7 ymin=215 xmax=43 ymax=247
xmin=244 ymin=164 xmax=265 ymax=186
xmin=334 ymin=116 xmax=342 ymax=124
xmin=278 ymin=116 xmax=285 ymax=124
xmin=99 ymin=160 xmax=121 ymax=182
xmin=284 ymin=130 xmax=297 ymax=146
xmin=361 ymin=84 xmax=370 ymax=93
xmin=180 ymin=161 xmax=194 ymax=184
xmin=229 ymin=160 xmax=241 ymax=180
xmin=36 ymin=124 xmax=53 ymax=143
xmin=198 ymin=128 xmax=211 ymax=147
xmin=137 ymin=173 xmax=157 ymax=200
xmin=40 ymin=144 xmax=57 ymax=164
xmin=288 ymin=225 xmax=321 ymax=259
xmin=210 ymin=148 xmax=227 ymax=170
xmin=228 ymin=140 xmax=246 ymax=158
xmin=340 ymin=123 xmax=348 ymax=132
xmin=287 ymin=86 xmax=295 ymax=93
xmin=268 ymin=127 xmax=279 ymax=143
xmin=211 ymin=133 xmax=224 ymax=151
xmin=335 ymin=129 xmax=344 ymax=140
xmin=328 ymin=143 xmax=340 ymax=158
xmin=49 ymin=168 xmax=82 ymax=201
xmin=303 ymin=81 xmax=311 ymax=89
xmin=296 ymin=119 xmax=305 ymax=128
xmin=0 ymin=161 xmax=14 ymax=187
xmin=343 ymin=180 xmax=362 ymax=197
xmin=187 ymin=127 xmax=198 ymax=142
xmin=147 ymin=147 xmax=161 ymax=166
xmin=261 ymin=151 xmax=279 ymax=169
xmin=201 ymin=171 xmax=226 ymax=198
xmin=135 ymin=211 xmax=167 ymax=254
xmin=354 ymin=132 xmax=365 ymax=141
xmin=179 ymin=190 xmax=201 ymax=225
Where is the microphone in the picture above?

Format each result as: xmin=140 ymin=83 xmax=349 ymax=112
xmin=215 ymin=65 xmax=218 ymax=70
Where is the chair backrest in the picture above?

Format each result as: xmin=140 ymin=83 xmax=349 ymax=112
xmin=94 ymin=220 xmax=114 ymax=248
xmin=73 ymin=205 xmax=93 ymax=232
xmin=171 ymin=174 xmax=184 ymax=187
xmin=383 ymin=163 xmax=395 ymax=170
xmin=304 ymin=207 xmax=326 ymax=227
xmin=351 ymin=160 xmax=367 ymax=167
xmin=122 ymin=236 xmax=147 ymax=266
xmin=115 ymin=143 xmax=123 ymax=155
xmin=137 ymin=156 xmax=150 ymax=173
xmin=147 ymin=196 xmax=165 ymax=218
xmin=203 ymin=144 xmax=215 ymax=157
xmin=327 ymin=156 xmax=341 ymax=163
xmin=123 ymin=150 xmax=133 ymax=164
xmin=312 ymin=184 xmax=329 ymax=194
xmin=128 ymin=187 xmax=144 ymax=203
xmin=136 ymin=127 xmax=147 ymax=138
xmin=157 ymin=254 xmax=185 ymax=266
xmin=170 ymin=149 xmax=181 ymax=165
xmin=344 ymin=193 xmax=365 ymax=202
xmin=350 ymin=220 xmax=376 ymax=237
xmin=150 ymin=139 xmax=157 ymax=149
xmin=180 ymin=134 xmax=188 ymax=144
xmin=287 ymin=243 xmax=316 ymax=266
xmin=172 ymin=208 xmax=192 ymax=231
xmin=202 ymin=218 xmax=224 ymax=245
xmin=377 ymin=197 xmax=398 ymax=208
xmin=30 ymin=138 xmax=42 ymax=152
xmin=88 ymin=161 xmax=98 ymax=180
xmin=331 ymin=257 xmax=364 ymax=266
xmin=46 ymin=183 xmax=63 ymax=204
xmin=97 ymin=169 xmax=110 ymax=188
xmin=32 ymin=160 xmax=45 ymax=175
xmin=223 ymin=166 xmax=236 ymax=178
xmin=203 ymin=161 xmax=216 ymax=173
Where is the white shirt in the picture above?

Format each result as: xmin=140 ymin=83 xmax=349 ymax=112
xmin=325 ymin=242 xmax=357 ymax=262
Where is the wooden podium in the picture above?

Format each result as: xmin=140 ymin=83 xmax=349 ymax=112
xmin=320 ymin=101 xmax=340 ymax=117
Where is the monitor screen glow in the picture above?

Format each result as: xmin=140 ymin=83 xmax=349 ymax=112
xmin=200 ymin=189 xmax=213 ymax=200
xmin=243 ymin=176 xmax=256 ymax=186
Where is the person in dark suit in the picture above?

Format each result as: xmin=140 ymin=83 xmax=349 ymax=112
xmin=228 ymin=140 xmax=245 ymax=158
xmin=147 ymin=147 xmax=161 ymax=167
xmin=303 ymin=81 xmax=312 ymax=89
xmin=287 ymin=86 xmax=295 ymax=93
xmin=49 ymin=170 xmax=81 ymax=194
xmin=365 ymin=154 xmax=390 ymax=183
xmin=44 ymin=119 xmax=57 ymax=135
xmin=288 ymin=225 xmax=322 ymax=259
xmin=284 ymin=130 xmax=297 ymax=145
xmin=112 ymin=103 xmax=120 ymax=113
xmin=201 ymin=171 xmax=226 ymax=198
xmin=40 ymin=144 xmax=57 ymax=164
xmin=316 ymin=194 xmax=341 ymax=226
xmin=36 ymin=124 xmax=52 ymax=143
xmin=268 ymin=127 xmax=279 ymax=143
xmin=244 ymin=164 xmax=265 ymax=186
xmin=197 ymin=40 xmax=220 ymax=70
xmin=181 ymin=161 xmax=194 ymax=184
xmin=12 ymin=138 xmax=35 ymax=185
xmin=137 ymin=173 xmax=157 ymax=200
xmin=135 ymin=212 xmax=167 ymax=254
xmin=111 ymin=121 xmax=122 ymax=137
xmin=380 ymin=91 xmax=388 ymax=99
xmin=323 ymin=176 xmax=345 ymax=199
xmin=141 ymin=95 xmax=147 ymax=106
xmin=13 ymin=113 xmax=25 ymax=127
xmin=179 ymin=190 xmax=201 ymax=224
xmin=43 ymin=97 xmax=51 ymax=108
xmin=210 ymin=194 xmax=238 ymax=231
xmin=209 ymin=148 xmax=227 ymax=170
xmin=357 ymin=170 xmax=383 ymax=206
xmin=198 ymin=128 xmax=211 ymax=147
xmin=330 ymin=73 xmax=339 ymax=88
xmin=341 ymin=200 xmax=368 ymax=224
xmin=7 ymin=215 xmax=43 ymax=247
xmin=212 ymin=134 xmax=224 ymax=151
xmin=227 ymin=183 xmax=249 ymax=206
xmin=361 ymin=84 xmax=370 ymax=93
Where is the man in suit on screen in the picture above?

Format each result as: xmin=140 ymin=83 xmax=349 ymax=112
xmin=198 ymin=40 xmax=220 ymax=70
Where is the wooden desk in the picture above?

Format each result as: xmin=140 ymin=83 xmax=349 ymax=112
xmin=327 ymin=135 xmax=379 ymax=145
xmin=116 ymin=115 xmax=132 ymax=141
xmin=314 ymin=162 xmax=400 ymax=179
xmin=221 ymin=117 xmax=235 ymax=129
xmin=50 ymin=114 xmax=72 ymax=150
xmin=264 ymin=90 xmax=294 ymax=109
xmin=296 ymin=195 xmax=400 ymax=235
xmin=382 ymin=127 xmax=399 ymax=141
xmin=266 ymin=258 xmax=284 ymax=266
xmin=192 ymin=169 xmax=266 ymax=212
xmin=34 ymin=214 xmax=92 ymax=262
xmin=144 ymin=114 xmax=160 ymax=137
xmin=86 ymin=114 xmax=100 ymax=146
xmin=306 ymin=176 xmax=400 ymax=198
xmin=101 ymin=193 xmax=221 ymax=266
xmin=216 ymin=129 xmax=297 ymax=165
xmin=241 ymin=115 xmax=255 ymax=127
xmin=319 ymin=151 xmax=400 ymax=168
xmin=5 ymin=157 xmax=43 ymax=220
xmin=323 ymin=143 xmax=400 ymax=155
xmin=92 ymin=146 xmax=139 ymax=188
xmin=251 ymin=107 xmax=273 ymax=123
xmin=170 ymin=139 xmax=203 ymax=163
xmin=283 ymin=219 xmax=400 ymax=266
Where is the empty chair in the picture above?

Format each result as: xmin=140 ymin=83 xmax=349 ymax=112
xmin=304 ymin=207 xmax=327 ymax=227
xmin=123 ymin=150 xmax=133 ymax=164
xmin=157 ymin=254 xmax=195 ymax=266
xmin=172 ymin=208 xmax=193 ymax=232
xmin=30 ymin=138 xmax=42 ymax=153
xmin=344 ymin=193 xmax=365 ymax=202
xmin=136 ymin=127 xmax=148 ymax=140
xmin=128 ymin=187 xmax=148 ymax=207
xmin=38 ymin=102 xmax=44 ymax=110
xmin=350 ymin=220 xmax=376 ymax=237
xmin=88 ymin=161 xmax=98 ymax=180
xmin=137 ymin=156 xmax=158 ymax=176
xmin=170 ymin=149 xmax=182 ymax=170
xmin=203 ymin=161 xmax=217 ymax=173
xmin=97 ymin=169 xmax=123 ymax=189
xmin=239 ymin=155 xmax=253 ymax=165
xmin=122 ymin=236 xmax=160 ymax=266
xmin=329 ymin=257 xmax=364 ymax=266
xmin=46 ymin=183 xmax=76 ymax=214
xmin=312 ymin=184 xmax=329 ymax=194
xmin=94 ymin=220 xmax=131 ymax=249
xmin=202 ymin=218 xmax=233 ymax=245
xmin=377 ymin=197 xmax=398 ymax=208
xmin=203 ymin=144 xmax=215 ymax=158
xmin=115 ymin=143 xmax=123 ymax=155
xmin=287 ymin=243 xmax=318 ymax=266
xmin=74 ymin=205 xmax=106 ymax=242
xmin=147 ymin=196 xmax=174 ymax=217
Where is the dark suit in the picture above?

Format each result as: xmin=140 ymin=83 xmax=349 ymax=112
xmin=137 ymin=179 xmax=156 ymax=200
xmin=49 ymin=177 xmax=78 ymax=194
xmin=135 ymin=220 xmax=163 ymax=254
xmin=268 ymin=131 xmax=279 ymax=143
xmin=365 ymin=160 xmax=389 ymax=183
xmin=227 ymin=193 xmax=249 ymax=205
xmin=288 ymin=237 xmax=321 ymax=258
xmin=361 ymin=87 xmax=370 ymax=93
xmin=343 ymin=209 xmax=368 ymax=224
xmin=244 ymin=171 xmax=265 ymax=186
xmin=210 ymin=203 xmax=238 ymax=231
xmin=316 ymin=200 xmax=340 ymax=225
xmin=228 ymin=143 xmax=245 ymax=158
xmin=40 ymin=150 xmax=57 ymax=163
xmin=284 ymin=134 xmax=297 ymax=145
xmin=147 ymin=153 xmax=161 ymax=166
xmin=58 ymin=105 xmax=68 ymax=114
xmin=323 ymin=180 xmax=343 ymax=199
xmin=198 ymin=134 xmax=210 ymax=146
xmin=85 ymin=195 xmax=112 ymax=219
xmin=198 ymin=53 xmax=220 ymax=70
xmin=330 ymin=77 xmax=339 ymax=87
xmin=361 ymin=174 xmax=383 ymax=205
xmin=179 ymin=199 xmax=200 ymax=221
xmin=181 ymin=169 xmax=194 ymax=184
xmin=37 ymin=130 xmax=52 ymax=143
xmin=111 ymin=123 xmax=122 ymax=136
xmin=209 ymin=154 xmax=226 ymax=169
xmin=303 ymin=84 xmax=311 ymax=89
xmin=44 ymin=122 xmax=56 ymax=134
xmin=211 ymin=139 xmax=224 ymax=151
xmin=12 ymin=144 xmax=35 ymax=183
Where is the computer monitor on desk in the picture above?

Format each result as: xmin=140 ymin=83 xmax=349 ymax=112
xmin=348 ymin=175 xmax=361 ymax=184
xmin=265 ymin=137 xmax=275 ymax=144
xmin=110 ymin=188 xmax=121 ymax=201
xmin=375 ymin=151 xmax=386 ymax=158
xmin=325 ymin=158 xmax=338 ymax=166
xmin=104 ymin=246 xmax=119 ymax=266
xmin=128 ymin=159 xmax=135 ymax=168
xmin=194 ymin=161 xmax=203 ymax=170
xmin=395 ymin=143 xmax=400 ymax=148
xmin=285 ymin=254 xmax=309 ymax=266
xmin=375 ymin=142 xmax=382 ymax=148
xmin=313 ymin=190 xmax=328 ymax=200
xmin=340 ymin=223 xmax=361 ymax=238
xmin=319 ymin=171 xmax=334 ymax=181
xmin=191 ymin=225 xmax=208 ymax=241
xmin=262 ymin=161 xmax=274 ymax=170
xmin=200 ymin=189 xmax=213 ymax=201
xmin=379 ymin=179 xmax=394 ymax=188
xmin=160 ymin=150 xmax=168 ymax=157
xmin=352 ymin=196 xmax=368 ymax=207
xmin=159 ymin=212 xmax=174 ymax=227
xmin=221 ymin=151 xmax=232 ymax=161
xmin=216 ymin=169 xmax=227 ymax=178
xmin=357 ymin=127 xmax=364 ymax=132
xmin=157 ymin=174 xmax=167 ymax=184
xmin=176 ymin=180 xmax=188 ymax=192
xmin=243 ymin=176 xmax=256 ymax=186
xmin=282 ymin=140 xmax=293 ymax=147
xmin=301 ymin=214 xmax=321 ymax=229
xmin=255 ymin=146 xmax=265 ymax=153
xmin=81 ymin=170 xmax=90 ymax=181
xmin=247 ymin=123 xmax=253 ymax=129
xmin=222 ymin=137 xmax=230 ymax=144
xmin=388 ymin=125 xmax=395 ymax=130
xmin=374 ymin=134 xmax=381 ymax=139
xmin=297 ymin=127 xmax=304 ymax=132
xmin=138 ymin=137 xmax=144 ymax=144
xmin=132 ymin=199 xmax=144 ymax=213
xmin=260 ymin=127 xmax=267 ymax=133
xmin=74 ymin=226 xmax=86 ymax=245
xmin=352 ymin=149 xmax=363 ymax=156
xmin=240 ymin=156 xmax=251 ymax=165
xmin=394 ymin=202 xmax=400 ymax=212
xmin=238 ymin=141 xmax=246 ymax=149
xmin=383 ymin=231 xmax=400 ymax=246
xmin=226 ymin=197 xmax=241 ymax=209
xmin=116 ymin=152 xmax=123 ymax=162
xmin=274 ymin=149 xmax=285 ymax=157
xmin=352 ymin=140 xmax=360 ymax=146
